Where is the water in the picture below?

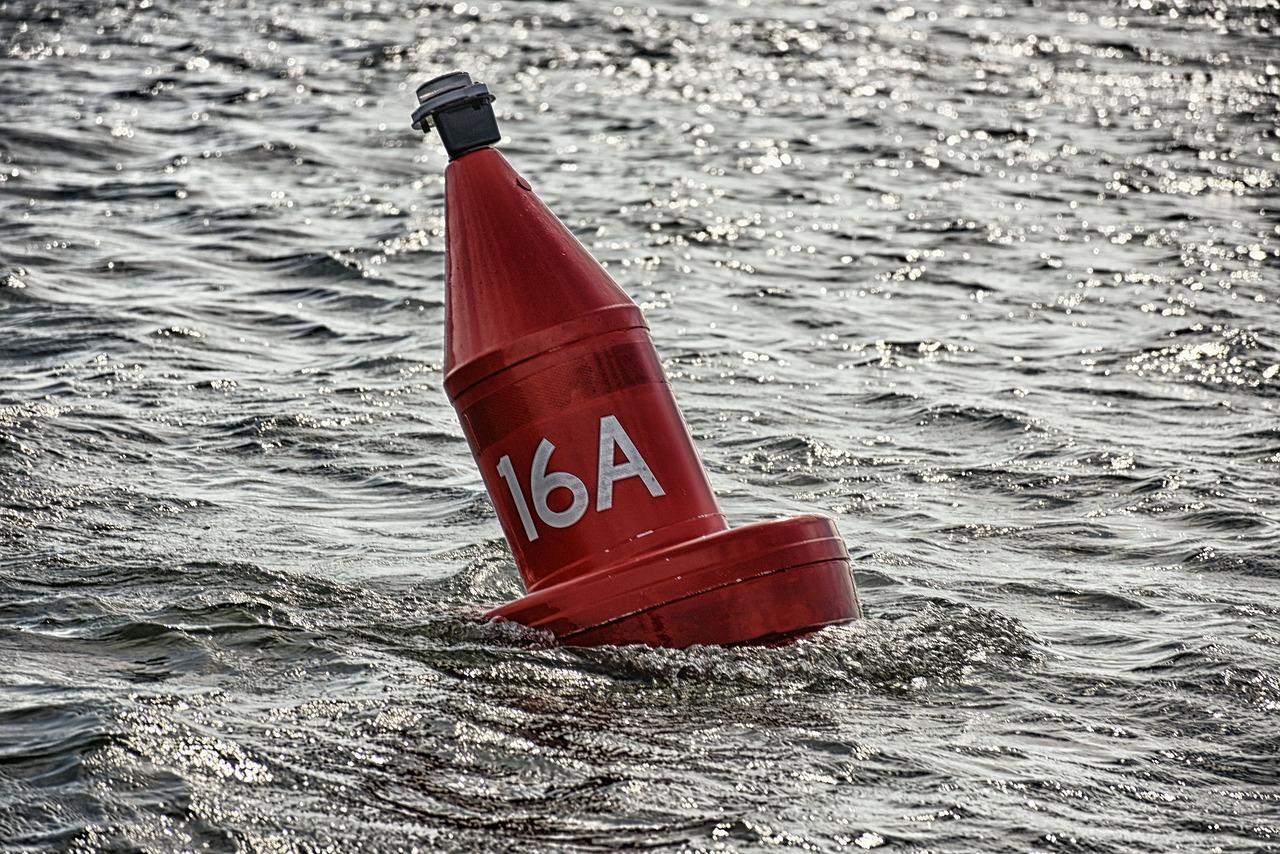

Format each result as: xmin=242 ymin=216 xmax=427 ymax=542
xmin=2 ymin=0 xmax=1277 ymax=850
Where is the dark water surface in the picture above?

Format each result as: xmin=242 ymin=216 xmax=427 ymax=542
xmin=2 ymin=0 xmax=1278 ymax=851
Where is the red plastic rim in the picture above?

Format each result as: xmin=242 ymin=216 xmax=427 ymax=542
xmin=487 ymin=514 xmax=862 ymax=648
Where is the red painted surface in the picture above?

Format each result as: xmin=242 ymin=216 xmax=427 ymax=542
xmin=441 ymin=146 xmax=862 ymax=647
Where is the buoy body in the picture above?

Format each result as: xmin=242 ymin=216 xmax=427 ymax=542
xmin=444 ymin=148 xmax=727 ymax=592
xmin=413 ymin=72 xmax=862 ymax=647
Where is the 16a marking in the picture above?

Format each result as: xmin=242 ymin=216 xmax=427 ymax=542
xmin=496 ymin=415 xmax=664 ymax=542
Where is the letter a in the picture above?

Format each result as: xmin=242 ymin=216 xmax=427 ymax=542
xmin=596 ymin=415 xmax=665 ymax=511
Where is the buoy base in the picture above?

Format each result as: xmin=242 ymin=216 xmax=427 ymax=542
xmin=486 ymin=515 xmax=862 ymax=648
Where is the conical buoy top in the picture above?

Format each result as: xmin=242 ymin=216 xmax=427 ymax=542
xmin=411 ymin=71 xmax=500 ymax=159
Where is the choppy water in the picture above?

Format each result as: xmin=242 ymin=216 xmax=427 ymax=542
xmin=2 ymin=0 xmax=1278 ymax=851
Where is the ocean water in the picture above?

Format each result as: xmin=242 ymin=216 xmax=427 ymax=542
xmin=2 ymin=0 xmax=1278 ymax=851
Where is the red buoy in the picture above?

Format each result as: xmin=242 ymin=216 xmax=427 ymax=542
xmin=411 ymin=72 xmax=862 ymax=647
